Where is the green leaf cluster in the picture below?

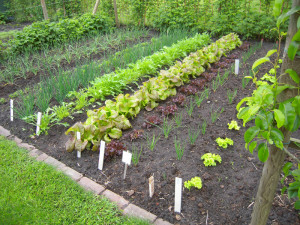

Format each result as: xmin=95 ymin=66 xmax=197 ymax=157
xmin=281 ymin=163 xmax=300 ymax=210
xmin=6 ymin=14 xmax=114 ymax=55
xmin=201 ymin=153 xmax=222 ymax=167
xmin=65 ymin=33 xmax=242 ymax=152
xmin=215 ymin=137 xmax=234 ymax=149
xmin=184 ymin=177 xmax=202 ymax=191
xmin=227 ymin=120 xmax=240 ymax=130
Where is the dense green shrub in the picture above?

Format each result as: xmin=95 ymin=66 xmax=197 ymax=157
xmin=7 ymin=14 xmax=114 ymax=54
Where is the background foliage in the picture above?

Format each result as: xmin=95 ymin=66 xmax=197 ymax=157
xmin=0 ymin=0 xmax=292 ymax=40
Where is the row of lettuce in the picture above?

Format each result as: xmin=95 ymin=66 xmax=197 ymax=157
xmin=20 ymin=33 xmax=212 ymax=133
xmin=65 ymin=33 xmax=242 ymax=152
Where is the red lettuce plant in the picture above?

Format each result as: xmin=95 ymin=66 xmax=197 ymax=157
xmin=171 ymin=94 xmax=186 ymax=106
xmin=142 ymin=115 xmax=162 ymax=129
xmin=157 ymin=104 xmax=178 ymax=116
xmin=179 ymin=85 xmax=198 ymax=95
xmin=105 ymin=140 xmax=126 ymax=160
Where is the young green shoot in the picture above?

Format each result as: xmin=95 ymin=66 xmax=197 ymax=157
xmin=188 ymin=126 xmax=200 ymax=145
xmin=227 ymin=88 xmax=237 ymax=104
xmin=174 ymin=112 xmax=183 ymax=128
xmin=161 ymin=117 xmax=173 ymax=139
xmin=185 ymin=97 xmax=196 ymax=117
xmin=211 ymin=107 xmax=224 ymax=123
xmin=195 ymin=92 xmax=205 ymax=108
xmin=174 ymin=137 xmax=184 ymax=160
xmin=131 ymin=144 xmax=143 ymax=166
xmin=146 ymin=133 xmax=160 ymax=151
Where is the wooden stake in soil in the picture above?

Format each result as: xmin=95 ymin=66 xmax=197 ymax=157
xmin=10 ymin=99 xmax=13 ymax=122
xmin=36 ymin=112 xmax=42 ymax=136
xmin=235 ymin=59 xmax=239 ymax=75
xmin=98 ymin=141 xmax=105 ymax=170
xmin=174 ymin=177 xmax=182 ymax=213
xmin=76 ymin=132 xmax=81 ymax=158
xmin=122 ymin=151 xmax=132 ymax=180
xmin=261 ymin=38 xmax=264 ymax=47
xmin=149 ymin=175 xmax=154 ymax=198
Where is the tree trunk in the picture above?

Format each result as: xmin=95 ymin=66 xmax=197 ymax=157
xmin=93 ymin=0 xmax=100 ymax=15
xmin=113 ymin=0 xmax=120 ymax=28
xmin=250 ymin=1 xmax=300 ymax=224
xmin=41 ymin=0 xmax=49 ymax=20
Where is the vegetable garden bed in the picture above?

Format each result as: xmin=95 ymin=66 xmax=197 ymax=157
xmin=0 ymin=31 xmax=299 ymax=224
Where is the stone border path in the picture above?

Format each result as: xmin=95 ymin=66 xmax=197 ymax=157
xmin=0 ymin=125 xmax=172 ymax=225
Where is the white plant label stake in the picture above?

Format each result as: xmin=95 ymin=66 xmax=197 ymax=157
xmin=235 ymin=59 xmax=239 ymax=75
xmin=36 ymin=112 xmax=42 ymax=136
xmin=98 ymin=141 xmax=105 ymax=170
xmin=174 ymin=177 xmax=182 ymax=213
xmin=149 ymin=175 xmax=154 ymax=198
xmin=76 ymin=132 xmax=81 ymax=158
xmin=10 ymin=99 xmax=13 ymax=122
xmin=122 ymin=151 xmax=132 ymax=180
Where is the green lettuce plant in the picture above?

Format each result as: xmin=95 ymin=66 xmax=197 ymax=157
xmin=216 ymin=137 xmax=234 ymax=149
xmin=201 ymin=153 xmax=222 ymax=167
xmin=228 ymin=120 xmax=240 ymax=130
xmin=184 ymin=177 xmax=202 ymax=191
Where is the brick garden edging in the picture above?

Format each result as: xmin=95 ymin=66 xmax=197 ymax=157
xmin=0 ymin=125 xmax=172 ymax=225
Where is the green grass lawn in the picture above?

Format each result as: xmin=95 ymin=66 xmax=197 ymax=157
xmin=0 ymin=135 xmax=149 ymax=225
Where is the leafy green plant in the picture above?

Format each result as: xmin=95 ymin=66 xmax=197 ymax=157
xmin=211 ymin=107 xmax=224 ymax=123
xmin=228 ymin=120 xmax=240 ymax=130
xmin=146 ymin=133 xmax=160 ymax=151
xmin=0 ymin=98 xmax=6 ymax=104
xmin=131 ymin=144 xmax=143 ymax=166
xmin=188 ymin=126 xmax=200 ymax=145
xmin=216 ymin=137 xmax=234 ymax=149
xmin=174 ymin=137 xmax=185 ymax=160
xmin=201 ymin=153 xmax=222 ymax=167
xmin=7 ymin=14 xmax=114 ymax=55
xmin=184 ymin=177 xmax=202 ymax=191
xmin=227 ymin=88 xmax=237 ymax=104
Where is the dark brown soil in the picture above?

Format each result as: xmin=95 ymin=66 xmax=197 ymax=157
xmin=0 ymin=41 xmax=299 ymax=225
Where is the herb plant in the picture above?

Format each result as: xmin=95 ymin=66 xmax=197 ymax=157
xmin=146 ymin=133 xmax=160 ymax=151
xmin=216 ymin=137 xmax=234 ymax=149
xmin=201 ymin=153 xmax=222 ymax=167
xmin=188 ymin=126 xmax=200 ymax=145
xmin=184 ymin=177 xmax=202 ymax=191
xmin=131 ymin=144 xmax=143 ymax=166
xmin=211 ymin=107 xmax=224 ymax=123
xmin=227 ymin=89 xmax=237 ymax=104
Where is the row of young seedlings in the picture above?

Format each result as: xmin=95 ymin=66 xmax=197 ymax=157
xmin=15 ymin=32 xmax=211 ymax=135
xmin=65 ymin=33 xmax=242 ymax=153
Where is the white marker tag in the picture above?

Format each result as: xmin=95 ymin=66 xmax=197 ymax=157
xmin=98 ymin=141 xmax=105 ymax=170
xmin=10 ymin=99 xmax=13 ymax=122
xmin=149 ymin=176 xmax=154 ymax=198
xmin=174 ymin=177 xmax=182 ymax=213
xmin=76 ymin=132 xmax=81 ymax=158
xmin=122 ymin=151 xmax=132 ymax=166
xmin=235 ymin=59 xmax=239 ymax=75
xmin=36 ymin=112 xmax=42 ymax=136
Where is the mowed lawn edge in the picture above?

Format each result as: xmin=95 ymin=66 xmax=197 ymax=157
xmin=0 ymin=135 xmax=149 ymax=225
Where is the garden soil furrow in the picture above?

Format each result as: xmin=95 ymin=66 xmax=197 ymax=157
xmin=0 ymin=41 xmax=299 ymax=224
